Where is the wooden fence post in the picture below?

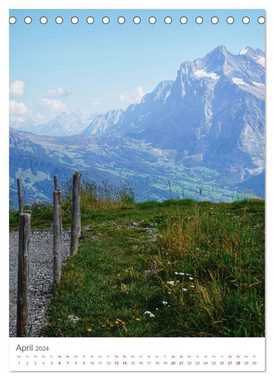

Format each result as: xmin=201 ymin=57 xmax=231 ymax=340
xmin=54 ymin=175 xmax=59 ymax=191
xmin=53 ymin=175 xmax=62 ymax=234
xmin=16 ymin=213 xmax=31 ymax=337
xmin=17 ymin=178 xmax=23 ymax=213
xmin=53 ymin=190 xmax=62 ymax=286
xmin=70 ymin=172 xmax=81 ymax=256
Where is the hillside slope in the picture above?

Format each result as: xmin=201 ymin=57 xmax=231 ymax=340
xmin=41 ymin=199 xmax=264 ymax=337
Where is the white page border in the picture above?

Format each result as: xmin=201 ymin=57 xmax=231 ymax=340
xmin=1 ymin=1 xmax=273 ymax=379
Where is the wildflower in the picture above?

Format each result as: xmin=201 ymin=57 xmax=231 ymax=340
xmin=174 ymin=272 xmax=179 ymax=275
xmin=183 ymin=288 xmax=188 ymax=292
xmin=176 ymin=280 xmax=180 ymax=283
xmin=167 ymin=280 xmax=175 ymax=286
xmin=189 ymin=276 xmax=194 ymax=280
xmin=86 ymin=327 xmax=93 ymax=333
xmin=156 ymin=308 xmax=159 ymax=310
xmin=168 ymin=291 xmax=171 ymax=295
xmin=190 ymin=285 xmax=195 ymax=288
xmin=162 ymin=301 xmax=168 ymax=306
xmin=68 ymin=315 xmax=80 ymax=324
xmin=135 ymin=317 xmax=141 ymax=322
xmin=179 ymin=272 xmax=185 ymax=276
xmin=144 ymin=311 xmax=155 ymax=318
xmin=115 ymin=318 xmax=125 ymax=325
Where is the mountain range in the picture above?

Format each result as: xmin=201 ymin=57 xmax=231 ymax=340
xmin=10 ymin=46 xmax=265 ymax=204
xmin=11 ymin=110 xmax=93 ymax=137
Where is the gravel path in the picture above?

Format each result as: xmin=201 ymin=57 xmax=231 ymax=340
xmin=9 ymin=229 xmax=71 ymax=337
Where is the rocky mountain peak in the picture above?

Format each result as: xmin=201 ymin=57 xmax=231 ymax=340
xmin=240 ymin=46 xmax=265 ymax=67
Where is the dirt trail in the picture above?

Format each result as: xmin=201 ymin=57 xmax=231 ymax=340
xmin=9 ymin=230 xmax=70 ymax=337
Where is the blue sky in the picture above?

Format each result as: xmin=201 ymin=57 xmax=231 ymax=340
xmin=9 ymin=9 xmax=265 ymax=125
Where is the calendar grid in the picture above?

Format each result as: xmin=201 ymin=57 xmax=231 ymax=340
xmin=9 ymin=338 xmax=265 ymax=371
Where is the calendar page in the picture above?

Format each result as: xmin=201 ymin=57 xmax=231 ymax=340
xmin=3 ymin=0 xmax=269 ymax=373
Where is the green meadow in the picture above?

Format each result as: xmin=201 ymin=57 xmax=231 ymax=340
xmin=10 ymin=190 xmax=265 ymax=337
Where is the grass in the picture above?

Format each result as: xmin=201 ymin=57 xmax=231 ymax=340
xmin=25 ymin=195 xmax=264 ymax=338
xmin=9 ymin=181 xmax=135 ymax=229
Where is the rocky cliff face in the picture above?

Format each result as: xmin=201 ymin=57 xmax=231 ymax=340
xmin=83 ymin=46 xmax=265 ymax=183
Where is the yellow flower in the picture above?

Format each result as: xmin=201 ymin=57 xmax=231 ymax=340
xmin=135 ymin=317 xmax=141 ymax=322
xmin=86 ymin=327 xmax=93 ymax=333
xmin=115 ymin=318 xmax=126 ymax=326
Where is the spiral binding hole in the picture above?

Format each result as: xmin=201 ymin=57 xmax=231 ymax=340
xmin=71 ymin=17 xmax=79 ymax=25
xmin=195 ymin=16 xmax=203 ymax=25
xmin=24 ymin=16 xmax=32 ymax=25
xmin=102 ymin=16 xmax=110 ymax=25
xmin=133 ymin=16 xmax=141 ymax=25
xmin=117 ymin=16 xmax=126 ymax=25
xmin=226 ymin=16 xmax=234 ymax=25
xmin=55 ymin=16 xmax=63 ymax=25
xmin=86 ymin=16 xmax=94 ymax=25
xmin=9 ymin=16 xmax=17 ymax=24
xmin=40 ymin=17 xmax=48 ymax=25
xmin=211 ymin=16 xmax=219 ymax=25
xmin=180 ymin=16 xmax=188 ymax=25
xmin=164 ymin=16 xmax=172 ymax=25
xmin=148 ymin=16 xmax=157 ymax=25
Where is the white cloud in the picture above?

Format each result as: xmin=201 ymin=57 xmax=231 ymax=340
xmin=44 ymin=88 xmax=71 ymax=98
xmin=119 ymin=86 xmax=145 ymax=105
xmin=41 ymin=98 xmax=68 ymax=113
xmin=90 ymin=101 xmax=100 ymax=107
xmin=9 ymin=99 xmax=30 ymax=123
xmin=10 ymin=80 xmax=25 ymax=96
xmin=10 ymin=100 xmax=45 ymax=126
xmin=41 ymin=88 xmax=70 ymax=114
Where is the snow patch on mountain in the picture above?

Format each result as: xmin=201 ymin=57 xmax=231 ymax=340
xmin=232 ymin=77 xmax=264 ymax=99
xmin=239 ymin=46 xmax=265 ymax=67
xmin=194 ymin=69 xmax=220 ymax=80
xmin=239 ymin=48 xmax=250 ymax=55
xmin=232 ymin=77 xmax=247 ymax=86
xmin=255 ymin=56 xmax=265 ymax=67
xmin=252 ymin=81 xmax=265 ymax=87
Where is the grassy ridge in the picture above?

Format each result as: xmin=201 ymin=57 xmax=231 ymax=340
xmin=38 ymin=198 xmax=264 ymax=337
